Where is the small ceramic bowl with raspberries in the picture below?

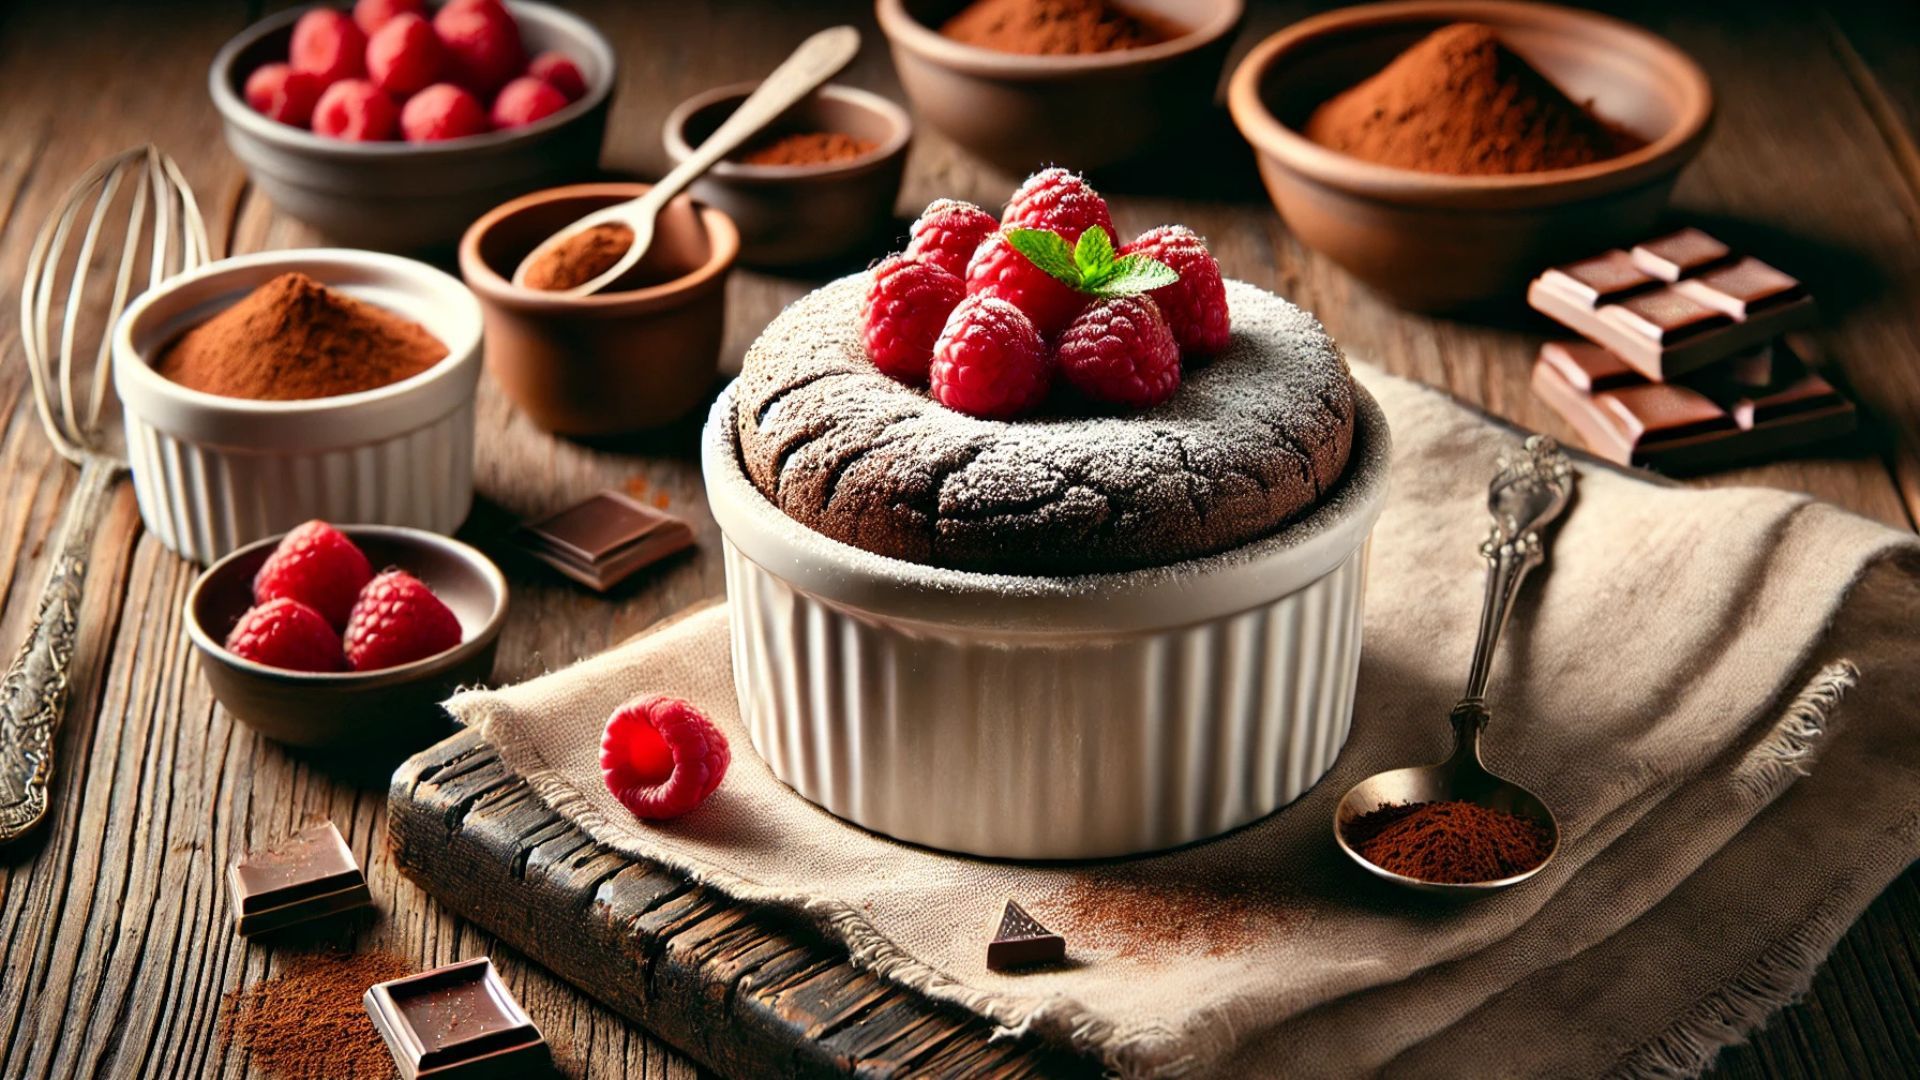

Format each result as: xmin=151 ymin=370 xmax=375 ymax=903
xmin=210 ymin=0 xmax=616 ymax=250
xmin=185 ymin=521 xmax=508 ymax=749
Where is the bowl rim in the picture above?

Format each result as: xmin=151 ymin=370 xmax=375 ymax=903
xmin=1226 ymin=0 xmax=1714 ymax=199
xmin=874 ymin=0 xmax=1246 ymax=76
xmin=185 ymin=524 xmax=510 ymax=685
xmin=701 ymin=378 xmax=1392 ymax=636
xmin=661 ymin=81 xmax=914 ymax=183
xmin=459 ymin=182 xmax=741 ymax=311
xmin=113 ymin=247 xmax=483 ymax=420
xmin=208 ymin=0 xmax=617 ymax=156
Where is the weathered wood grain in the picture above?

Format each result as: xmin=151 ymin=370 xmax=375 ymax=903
xmin=0 ymin=1 xmax=1915 ymax=1077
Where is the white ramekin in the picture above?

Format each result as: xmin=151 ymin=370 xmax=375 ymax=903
xmin=702 ymin=382 xmax=1392 ymax=859
xmin=114 ymin=249 xmax=483 ymax=564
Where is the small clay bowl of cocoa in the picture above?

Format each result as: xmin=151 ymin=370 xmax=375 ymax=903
xmin=663 ymin=82 xmax=911 ymax=268
xmin=185 ymin=525 xmax=508 ymax=750
xmin=875 ymin=0 xmax=1244 ymax=174
xmin=1228 ymin=1 xmax=1713 ymax=312
xmin=459 ymin=182 xmax=739 ymax=436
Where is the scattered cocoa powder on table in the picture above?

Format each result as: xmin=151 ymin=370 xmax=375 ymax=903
xmin=1344 ymin=799 xmax=1552 ymax=884
xmin=1304 ymin=23 xmax=1644 ymax=176
xmin=940 ymin=0 xmax=1173 ymax=56
xmin=220 ymin=949 xmax=413 ymax=1079
xmin=736 ymin=131 xmax=878 ymax=167
xmin=1048 ymin=870 xmax=1305 ymax=959
xmin=523 ymin=222 xmax=636 ymax=292
xmin=155 ymin=272 xmax=446 ymax=401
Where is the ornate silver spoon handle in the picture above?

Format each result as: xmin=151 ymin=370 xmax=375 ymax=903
xmin=0 ymin=456 xmax=120 ymax=843
xmin=1461 ymin=436 xmax=1574 ymax=705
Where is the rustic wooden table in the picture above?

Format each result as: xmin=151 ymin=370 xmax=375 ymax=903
xmin=2 ymin=2 xmax=1916 ymax=1077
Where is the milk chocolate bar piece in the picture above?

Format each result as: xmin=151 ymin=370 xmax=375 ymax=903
xmin=516 ymin=490 xmax=694 ymax=592
xmin=365 ymin=958 xmax=549 ymax=1079
xmin=986 ymin=899 xmax=1066 ymax=972
xmin=1531 ymin=338 xmax=1856 ymax=472
xmin=228 ymin=822 xmax=373 ymax=936
xmin=1528 ymin=229 xmax=1816 ymax=381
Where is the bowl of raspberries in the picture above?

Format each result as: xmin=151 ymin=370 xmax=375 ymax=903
xmin=185 ymin=520 xmax=509 ymax=748
xmin=861 ymin=168 xmax=1231 ymax=419
xmin=210 ymin=0 xmax=614 ymax=250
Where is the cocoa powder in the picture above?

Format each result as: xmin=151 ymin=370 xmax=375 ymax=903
xmin=219 ymin=950 xmax=414 ymax=1079
xmin=940 ymin=0 xmax=1172 ymax=56
xmin=1344 ymin=800 xmax=1552 ymax=884
xmin=1304 ymin=23 xmax=1643 ymax=175
xmin=524 ymin=222 xmax=636 ymax=292
xmin=1049 ymin=871 xmax=1304 ymax=959
xmin=156 ymin=272 xmax=446 ymax=401
xmin=736 ymin=131 xmax=878 ymax=167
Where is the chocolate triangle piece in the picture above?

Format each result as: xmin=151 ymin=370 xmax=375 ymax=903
xmin=987 ymin=899 xmax=1065 ymax=972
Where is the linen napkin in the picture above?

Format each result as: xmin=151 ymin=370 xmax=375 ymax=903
xmin=446 ymin=365 xmax=1920 ymax=1078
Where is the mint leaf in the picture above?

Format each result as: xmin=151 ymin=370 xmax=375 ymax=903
xmin=1006 ymin=228 xmax=1080 ymax=287
xmin=1090 ymin=254 xmax=1179 ymax=297
xmin=1073 ymin=226 xmax=1118 ymax=282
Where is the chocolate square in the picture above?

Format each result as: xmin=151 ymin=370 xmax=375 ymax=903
xmin=516 ymin=490 xmax=694 ymax=593
xmin=1630 ymin=228 xmax=1731 ymax=281
xmin=1676 ymin=257 xmax=1809 ymax=320
xmin=228 ymin=822 xmax=373 ymax=937
xmin=365 ymin=958 xmax=549 ymax=1079
xmin=1536 ymin=249 xmax=1657 ymax=307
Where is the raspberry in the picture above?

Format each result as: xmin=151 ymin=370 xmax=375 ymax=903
xmin=353 ymin=0 xmax=427 ymax=35
xmin=313 ymin=80 xmax=399 ymax=141
xmin=490 ymin=76 xmax=568 ymax=129
xmin=253 ymin=520 xmax=374 ymax=629
xmin=224 ymin=599 xmax=345 ymax=674
xmin=366 ymin=12 xmax=443 ymax=98
xmin=929 ymin=296 xmax=1051 ymax=419
xmin=527 ymin=51 xmax=587 ymax=102
xmin=290 ymin=8 xmax=367 ymax=86
xmin=433 ymin=0 xmax=525 ymax=95
xmin=1122 ymin=226 xmax=1231 ymax=356
xmin=862 ymin=254 xmax=964 ymax=385
xmin=904 ymin=199 xmax=998 ymax=280
xmin=1001 ymin=168 xmax=1115 ymax=242
xmin=600 ymin=695 xmax=731 ymax=820
xmin=343 ymin=570 xmax=462 ymax=672
xmin=965 ymin=230 xmax=1087 ymax=336
xmin=401 ymin=83 xmax=489 ymax=142
xmin=244 ymin=63 xmax=325 ymax=128
xmin=1056 ymin=295 xmax=1181 ymax=409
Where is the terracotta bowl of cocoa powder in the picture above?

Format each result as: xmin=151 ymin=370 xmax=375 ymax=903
xmin=876 ymin=0 xmax=1244 ymax=174
xmin=664 ymin=82 xmax=911 ymax=269
xmin=1228 ymin=1 xmax=1712 ymax=312
xmin=459 ymin=182 xmax=738 ymax=437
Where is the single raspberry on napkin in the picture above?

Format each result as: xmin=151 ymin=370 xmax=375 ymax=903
xmin=1001 ymin=167 xmax=1115 ymax=242
xmin=343 ymin=569 xmax=462 ymax=671
xmin=863 ymin=253 xmax=965 ymax=385
xmin=1122 ymin=225 xmax=1231 ymax=356
xmin=224 ymin=598 xmax=345 ymax=674
xmin=1057 ymin=294 xmax=1181 ymax=409
xmin=601 ymin=695 xmax=731 ymax=820
xmin=253 ymin=520 xmax=373 ymax=630
xmin=929 ymin=295 xmax=1051 ymax=418
xmin=905 ymin=199 xmax=998 ymax=280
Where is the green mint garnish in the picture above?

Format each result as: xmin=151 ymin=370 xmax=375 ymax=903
xmin=1006 ymin=226 xmax=1178 ymax=298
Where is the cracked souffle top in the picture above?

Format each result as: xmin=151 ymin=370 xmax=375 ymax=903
xmin=732 ymin=275 xmax=1356 ymax=575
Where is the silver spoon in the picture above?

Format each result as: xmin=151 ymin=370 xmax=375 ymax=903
xmin=510 ymin=25 xmax=861 ymax=296
xmin=1334 ymin=435 xmax=1576 ymax=896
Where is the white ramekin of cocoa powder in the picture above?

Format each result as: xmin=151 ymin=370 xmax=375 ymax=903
xmin=113 ymin=249 xmax=483 ymax=563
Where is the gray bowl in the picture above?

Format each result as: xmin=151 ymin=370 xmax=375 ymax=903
xmin=208 ymin=1 xmax=616 ymax=251
xmin=186 ymin=526 xmax=508 ymax=749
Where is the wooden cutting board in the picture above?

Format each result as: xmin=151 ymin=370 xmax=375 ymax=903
xmin=387 ymin=728 xmax=1097 ymax=1078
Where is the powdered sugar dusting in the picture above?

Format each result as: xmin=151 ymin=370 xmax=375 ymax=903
xmin=735 ymin=276 xmax=1356 ymax=574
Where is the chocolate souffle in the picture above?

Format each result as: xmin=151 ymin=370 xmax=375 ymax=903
xmin=733 ymin=277 xmax=1357 ymax=574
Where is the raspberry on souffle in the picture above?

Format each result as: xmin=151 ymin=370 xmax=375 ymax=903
xmin=863 ymin=254 xmax=964 ymax=384
xmin=965 ymin=231 xmax=1088 ymax=337
xmin=1057 ymin=295 xmax=1181 ymax=409
xmin=1001 ymin=167 xmax=1115 ymax=242
xmin=929 ymin=296 xmax=1051 ymax=419
xmin=1122 ymin=225 xmax=1231 ymax=356
xmin=905 ymin=199 xmax=998 ymax=279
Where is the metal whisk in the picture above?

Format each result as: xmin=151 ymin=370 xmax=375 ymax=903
xmin=0 ymin=146 xmax=208 ymax=844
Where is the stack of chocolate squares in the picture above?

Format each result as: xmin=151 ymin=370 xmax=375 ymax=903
xmin=1527 ymin=228 xmax=1856 ymax=472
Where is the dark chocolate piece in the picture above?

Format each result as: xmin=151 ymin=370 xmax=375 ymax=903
xmin=228 ymin=821 xmax=373 ymax=936
xmin=515 ymin=490 xmax=694 ymax=593
xmin=1531 ymin=337 xmax=1856 ymax=472
xmin=986 ymin=900 xmax=1065 ymax=972
xmin=365 ymin=958 xmax=549 ymax=1080
xmin=1528 ymin=229 xmax=1817 ymax=380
